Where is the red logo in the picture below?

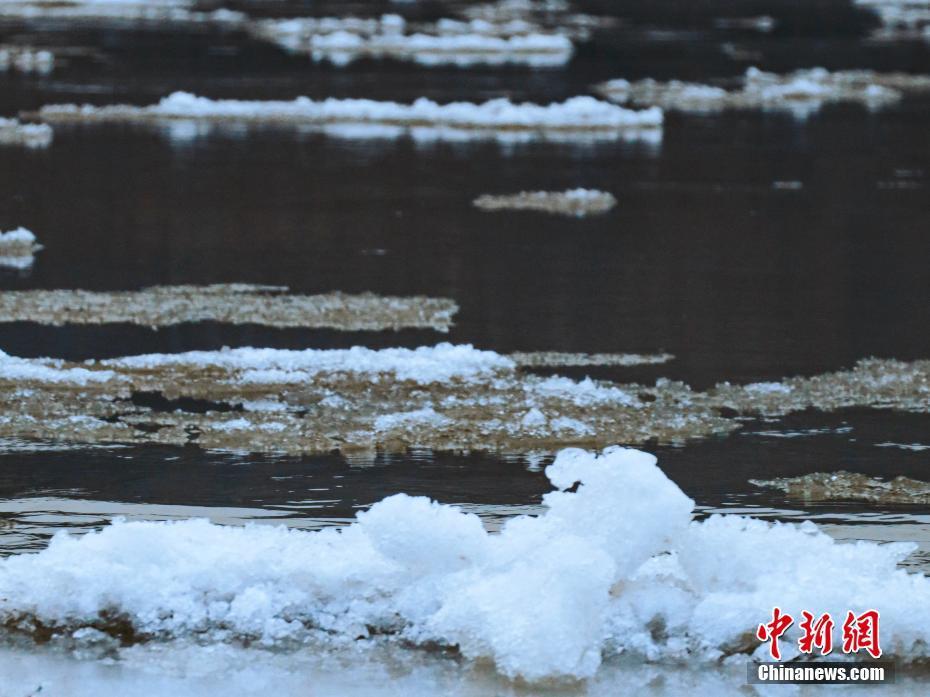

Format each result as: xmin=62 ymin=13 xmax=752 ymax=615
xmin=757 ymin=608 xmax=881 ymax=660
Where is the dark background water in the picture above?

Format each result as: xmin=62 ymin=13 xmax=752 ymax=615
xmin=0 ymin=0 xmax=929 ymax=554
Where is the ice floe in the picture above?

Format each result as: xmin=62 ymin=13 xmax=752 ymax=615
xmin=0 ymin=285 xmax=458 ymax=332
xmin=0 ymin=45 xmax=54 ymax=74
xmin=0 ymin=117 xmax=52 ymax=148
xmin=751 ymin=471 xmax=930 ymax=504
xmin=0 ymin=0 xmax=246 ymax=27
xmin=473 ymin=189 xmax=617 ymax=217
xmin=1 ymin=447 xmax=930 ymax=682
xmin=597 ymin=67 xmax=930 ymax=117
xmin=510 ymin=351 xmax=673 ymax=367
xmin=0 ymin=227 xmax=43 ymax=269
xmin=854 ymin=0 xmax=930 ymax=40
xmin=249 ymin=14 xmax=574 ymax=67
xmin=0 ymin=343 xmax=731 ymax=454
xmin=33 ymin=92 xmax=663 ymax=144
xmin=0 ymin=349 xmax=928 ymax=455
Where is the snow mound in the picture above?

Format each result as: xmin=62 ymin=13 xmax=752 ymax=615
xmin=35 ymin=92 xmax=663 ymax=144
xmin=2 ymin=446 xmax=929 ymax=681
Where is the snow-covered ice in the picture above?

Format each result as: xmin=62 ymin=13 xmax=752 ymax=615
xmin=0 ymin=227 xmax=43 ymax=269
xmin=0 ymin=117 xmax=53 ymax=148
xmin=34 ymin=92 xmax=663 ymax=144
xmin=1 ymin=447 xmax=930 ymax=682
xmin=0 ymin=45 xmax=55 ymax=74
xmin=250 ymin=14 xmax=574 ymax=67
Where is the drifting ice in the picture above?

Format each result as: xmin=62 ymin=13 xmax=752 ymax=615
xmin=0 ymin=117 xmax=52 ymax=148
xmin=597 ymin=67 xmax=930 ymax=117
xmin=0 ymin=227 xmax=43 ymax=269
xmin=34 ymin=92 xmax=663 ymax=144
xmin=1 ymin=447 xmax=928 ymax=681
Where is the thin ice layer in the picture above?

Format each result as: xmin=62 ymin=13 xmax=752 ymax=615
xmin=33 ymin=92 xmax=663 ymax=144
xmin=597 ymin=67 xmax=930 ymax=117
xmin=1 ymin=447 xmax=929 ymax=682
xmin=473 ymin=189 xmax=617 ymax=217
xmin=0 ymin=285 xmax=458 ymax=332
xmin=751 ymin=471 xmax=930 ymax=504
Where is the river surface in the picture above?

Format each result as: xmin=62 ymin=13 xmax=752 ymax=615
xmin=1 ymin=0 xmax=929 ymax=693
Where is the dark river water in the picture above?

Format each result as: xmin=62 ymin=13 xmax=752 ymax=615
xmin=0 ymin=0 xmax=929 ymax=567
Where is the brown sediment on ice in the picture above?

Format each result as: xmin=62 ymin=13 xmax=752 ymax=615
xmin=472 ymin=189 xmax=617 ymax=217
xmin=0 ymin=345 xmax=735 ymax=455
xmin=751 ymin=471 xmax=930 ymax=504
xmin=596 ymin=67 xmax=930 ymax=117
xmin=707 ymin=358 xmax=930 ymax=415
xmin=0 ymin=350 xmax=927 ymax=456
xmin=510 ymin=351 xmax=673 ymax=367
xmin=0 ymin=285 xmax=459 ymax=332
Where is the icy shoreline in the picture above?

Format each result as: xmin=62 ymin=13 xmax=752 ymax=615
xmin=1 ymin=447 xmax=929 ymax=682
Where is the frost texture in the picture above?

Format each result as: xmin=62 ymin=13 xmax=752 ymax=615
xmin=1 ymin=447 xmax=929 ymax=681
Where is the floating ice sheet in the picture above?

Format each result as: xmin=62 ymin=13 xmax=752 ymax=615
xmin=0 ymin=228 xmax=42 ymax=269
xmin=249 ymin=14 xmax=574 ymax=67
xmin=0 ymin=45 xmax=54 ymax=74
xmin=0 ymin=117 xmax=52 ymax=148
xmin=33 ymin=92 xmax=663 ymax=144
xmin=473 ymin=189 xmax=617 ymax=217
xmin=0 ymin=0 xmax=245 ymax=27
xmin=1 ymin=447 xmax=929 ymax=682
xmin=597 ymin=67 xmax=930 ymax=117
xmin=0 ymin=285 xmax=458 ymax=332
xmin=510 ymin=351 xmax=673 ymax=367
xmin=0 ymin=343 xmax=731 ymax=454
xmin=0 ymin=349 xmax=927 ymax=454
xmin=751 ymin=471 xmax=930 ymax=504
